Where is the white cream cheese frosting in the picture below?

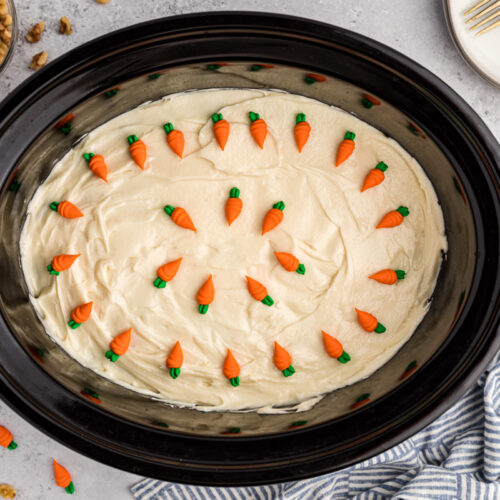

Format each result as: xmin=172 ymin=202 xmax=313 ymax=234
xmin=20 ymin=89 xmax=447 ymax=411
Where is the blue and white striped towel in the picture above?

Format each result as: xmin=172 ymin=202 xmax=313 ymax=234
xmin=131 ymin=352 xmax=499 ymax=499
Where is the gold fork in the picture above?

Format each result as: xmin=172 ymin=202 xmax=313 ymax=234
xmin=464 ymin=0 xmax=500 ymax=35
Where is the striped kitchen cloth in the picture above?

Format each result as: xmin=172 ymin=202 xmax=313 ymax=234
xmin=131 ymin=351 xmax=499 ymax=499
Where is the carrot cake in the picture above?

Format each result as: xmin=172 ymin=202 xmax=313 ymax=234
xmin=20 ymin=89 xmax=447 ymax=411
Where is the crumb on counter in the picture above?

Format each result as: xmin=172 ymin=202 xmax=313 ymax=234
xmin=59 ymin=16 xmax=72 ymax=35
xmin=30 ymin=50 xmax=48 ymax=70
xmin=26 ymin=21 xmax=45 ymax=43
xmin=0 ymin=484 xmax=16 ymax=499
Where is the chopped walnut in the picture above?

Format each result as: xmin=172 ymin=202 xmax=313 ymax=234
xmin=96 ymin=0 xmax=111 ymax=4
xmin=30 ymin=51 xmax=48 ymax=70
xmin=59 ymin=16 xmax=73 ymax=35
xmin=26 ymin=22 xmax=45 ymax=43
xmin=0 ymin=3 xmax=7 ymax=16
xmin=0 ymin=27 xmax=10 ymax=44
xmin=0 ymin=484 xmax=16 ymax=499
xmin=1 ymin=14 xmax=12 ymax=27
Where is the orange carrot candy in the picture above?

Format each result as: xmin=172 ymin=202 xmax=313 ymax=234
xmin=321 ymin=331 xmax=351 ymax=364
xmin=47 ymin=253 xmax=80 ymax=275
xmin=225 ymin=187 xmax=243 ymax=226
xmin=163 ymin=205 xmax=196 ymax=231
xmin=361 ymin=161 xmax=388 ymax=192
xmin=361 ymin=94 xmax=381 ymax=109
xmin=223 ymin=349 xmax=240 ymax=387
xmin=274 ymin=341 xmax=295 ymax=377
xmin=166 ymin=341 xmax=183 ymax=379
xmin=335 ymin=131 xmax=356 ymax=166
xmin=53 ymin=459 xmax=75 ymax=495
xmin=262 ymin=201 xmax=285 ymax=235
xmin=246 ymin=276 xmax=274 ymax=306
xmin=0 ymin=425 xmax=17 ymax=450
xmin=274 ymin=251 xmax=305 ymax=275
xmin=212 ymin=113 xmax=230 ymax=150
xmin=305 ymin=73 xmax=326 ymax=84
xmin=83 ymin=153 xmax=108 ymax=182
xmin=369 ymin=269 xmax=406 ymax=285
xmin=196 ymin=275 xmax=215 ymax=314
xmin=355 ymin=308 xmax=386 ymax=333
xmin=68 ymin=301 xmax=93 ymax=329
xmin=105 ymin=328 xmax=132 ymax=362
xmin=49 ymin=201 xmax=83 ymax=219
xmin=154 ymin=257 xmax=182 ymax=288
xmin=163 ymin=122 xmax=185 ymax=158
xmin=54 ymin=113 xmax=75 ymax=135
xmin=128 ymin=135 xmax=147 ymax=169
xmin=294 ymin=113 xmax=311 ymax=153
xmin=249 ymin=111 xmax=267 ymax=149
xmin=376 ymin=206 xmax=410 ymax=229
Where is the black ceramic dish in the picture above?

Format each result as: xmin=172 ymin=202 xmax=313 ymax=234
xmin=0 ymin=13 xmax=498 ymax=486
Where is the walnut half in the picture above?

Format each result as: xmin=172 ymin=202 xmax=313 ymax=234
xmin=0 ymin=483 xmax=16 ymax=499
xmin=96 ymin=0 xmax=111 ymax=4
xmin=59 ymin=16 xmax=73 ymax=35
xmin=26 ymin=22 xmax=45 ymax=43
xmin=30 ymin=51 xmax=48 ymax=70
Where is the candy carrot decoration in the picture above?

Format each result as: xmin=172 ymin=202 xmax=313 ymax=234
xmin=400 ymin=360 xmax=418 ymax=380
xmin=47 ymin=254 xmax=80 ymax=275
xmin=105 ymin=328 xmax=132 ymax=362
xmin=212 ymin=113 xmax=230 ymax=150
xmin=249 ymin=111 xmax=267 ymax=149
xmin=294 ymin=113 xmax=311 ymax=152
xmin=164 ymin=205 xmax=196 ymax=231
xmin=369 ymin=269 xmax=406 ymax=285
xmin=223 ymin=349 xmax=240 ymax=387
xmin=305 ymin=73 xmax=326 ymax=84
xmin=166 ymin=341 xmax=183 ymax=379
xmin=321 ymin=331 xmax=350 ymax=363
xmin=361 ymin=161 xmax=388 ymax=192
xmin=262 ymin=201 xmax=285 ymax=235
xmin=154 ymin=257 xmax=182 ymax=288
xmin=376 ymin=206 xmax=410 ymax=229
xmin=163 ymin=122 xmax=185 ymax=158
xmin=250 ymin=63 xmax=274 ymax=71
xmin=55 ymin=113 xmax=74 ymax=135
xmin=355 ymin=308 xmax=386 ymax=333
xmin=128 ymin=135 xmax=147 ymax=169
xmin=53 ymin=459 xmax=75 ymax=495
xmin=351 ymin=393 xmax=371 ymax=409
xmin=49 ymin=201 xmax=83 ymax=218
xmin=80 ymin=387 xmax=101 ymax=405
xmin=246 ymin=276 xmax=274 ymax=306
xmin=225 ymin=187 xmax=242 ymax=226
xmin=335 ymin=131 xmax=356 ymax=166
xmin=68 ymin=301 xmax=93 ymax=329
xmin=0 ymin=425 xmax=17 ymax=450
xmin=83 ymin=153 xmax=108 ymax=182
xmin=274 ymin=252 xmax=305 ymax=275
xmin=274 ymin=342 xmax=295 ymax=377
xmin=361 ymin=94 xmax=381 ymax=109
xmin=196 ymin=275 xmax=214 ymax=314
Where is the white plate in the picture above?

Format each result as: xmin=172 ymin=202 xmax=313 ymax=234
xmin=443 ymin=0 xmax=500 ymax=88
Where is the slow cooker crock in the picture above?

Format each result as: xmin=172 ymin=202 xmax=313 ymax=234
xmin=0 ymin=12 xmax=498 ymax=485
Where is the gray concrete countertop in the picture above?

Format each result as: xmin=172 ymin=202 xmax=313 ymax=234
xmin=0 ymin=1 xmax=498 ymax=499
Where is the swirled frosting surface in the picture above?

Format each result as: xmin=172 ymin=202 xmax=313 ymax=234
xmin=20 ymin=89 xmax=447 ymax=411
